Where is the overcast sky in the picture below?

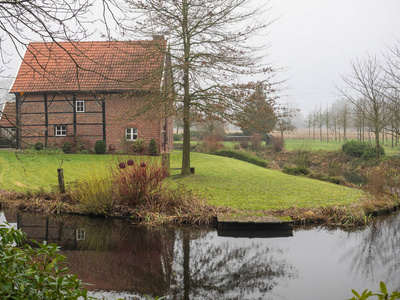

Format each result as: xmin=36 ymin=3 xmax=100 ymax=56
xmin=265 ymin=0 xmax=400 ymax=114
xmin=2 ymin=0 xmax=400 ymax=114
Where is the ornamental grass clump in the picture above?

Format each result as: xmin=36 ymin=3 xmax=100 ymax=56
xmin=112 ymin=157 xmax=168 ymax=206
xmin=70 ymin=177 xmax=114 ymax=215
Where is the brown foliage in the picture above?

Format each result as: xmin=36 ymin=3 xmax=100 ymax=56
xmin=273 ymin=135 xmax=284 ymax=152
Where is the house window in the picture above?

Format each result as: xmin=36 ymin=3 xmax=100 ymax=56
xmin=76 ymin=228 xmax=86 ymax=241
xmin=126 ymin=128 xmax=138 ymax=141
xmin=55 ymin=125 xmax=67 ymax=136
xmin=76 ymin=100 xmax=85 ymax=112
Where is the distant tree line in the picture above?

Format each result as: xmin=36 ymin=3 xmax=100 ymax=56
xmin=306 ymin=40 xmax=400 ymax=157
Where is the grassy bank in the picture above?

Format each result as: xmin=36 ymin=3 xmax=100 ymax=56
xmin=1 ymin=150 xmax=364 ymax=209
xmin=1 ymin=149 xmax=397 ymax=225
xmin=169 ymin=151 xmax=364 ymax=211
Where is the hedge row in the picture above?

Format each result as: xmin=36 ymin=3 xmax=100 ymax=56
xmin=212 ymin=150 xmax=268 ymax=168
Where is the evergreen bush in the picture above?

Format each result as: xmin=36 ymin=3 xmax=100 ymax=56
xmin=62 ymin=142 xmax=72 ymax=154
xmin=149 ymin=139 xmax=158 ymax=156
xmin=34 ymin=141 xmax=44 ymax=150
xmin=173 ymin=133 xmax=182 ymax=141
xmin=342 ymin=140 xmax=369 ymax=157
xmin=342 ymin=140 xmax=385 ymax=159
xmin=94 ymin=140 xmax=106 ymax=154
xmin=282 ymin=166 xmax=310 ymax=176
xmin=132 ymin=138 xmax=145 ymax=154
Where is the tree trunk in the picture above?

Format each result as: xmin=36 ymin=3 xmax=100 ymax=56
xmin=375 ymin=130 xmax=381 ymax=158
xmin=181 ymin=0 xmax=191 ymax=176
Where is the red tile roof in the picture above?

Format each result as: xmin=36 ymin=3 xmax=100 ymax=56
xmin=0 ymin=102 xmax=16 ymax=128
xmin=10 ymin=40 xmax=167 ymax=93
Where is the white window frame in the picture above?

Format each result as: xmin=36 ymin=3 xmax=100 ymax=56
xmin=126 ymin=128 xmax=138 ymax=141
xmin=76 ymin=100 xmax=85 ymax=112
xmin=76 ymin=228 xmax=86 ymax=241
xmin=55 ymin=125 xmax=67 ymax=136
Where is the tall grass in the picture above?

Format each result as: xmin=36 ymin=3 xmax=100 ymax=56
xmin=70 ymin=177 xmax=114 ymax=215
xmin=293 ymin=140 xmax=312 ymax=168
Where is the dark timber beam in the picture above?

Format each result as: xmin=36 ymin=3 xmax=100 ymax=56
xmin=73 ymin=95 xmax=77 ymax=135
xmin=15 ymin=94 xmax=20 ymax=149
xmin=102 ymin=100 xmax=106 ymax=143
xmin=44 ymin=93 xmax=48 ymax=147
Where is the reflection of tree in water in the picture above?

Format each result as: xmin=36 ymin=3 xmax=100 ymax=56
xmin=170 ymin=229 xmax=298 ymax=300
xmin=339 ymin=213 xmax=400 ymax=290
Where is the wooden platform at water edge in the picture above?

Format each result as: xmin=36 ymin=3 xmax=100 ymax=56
xmin=216 ymin=214 xmax=294 ymax=238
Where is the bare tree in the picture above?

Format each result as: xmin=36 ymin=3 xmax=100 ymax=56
xmin=0 ymin=0 xmax=102 ymax=76
xmin=382 ymin=42 xmax=400 ymax=140
xmin=275 ymin=104 xmax=298 ymax=140
xmin=337 ymin=55 xmax=387 ymax=157
xmin=118 ymin=0 xmax=276 ymax=175
xmin=323 ymin=105 xmax=330 ymax=142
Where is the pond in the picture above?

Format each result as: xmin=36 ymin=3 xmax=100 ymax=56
xmin=1 ymin=210 xmax=399 ymax=300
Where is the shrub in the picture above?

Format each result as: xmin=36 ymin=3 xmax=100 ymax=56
xmin=361 ymin=146 xmax=385 ymax=160
xmin=282 ymin=166 xmax=310 ymax=176
xmin=127 ymin=159 xmax=134 ymax=166
xmin=34 ymin=141 xmax=44 ymax=150
xmin=212 ymin=150 xmax=268 ymax=168
xmin=342 ymin=140 xmax=369 ymax=157
xmin=111 ymin=157 xmax=168 ymax=206
xmin=308 ymin=173 xmax=341 ymax=184
xmin=198 ymin=137 xmax=223 ymax=153
xmin=240 ymin=140 xmax=249 ymax=149
xmin=81 ymin=149 xmax=90 ymax=154
xmin=342 ymin=140 xmax=385 ymax=160
xmin=61 ymin=142 xmax=72 ymax=154
xmin=94 ymin=140 xmax=106 ymax=154
xmin=71 ymin=178 xmax=114 ymax=215
xmin=250 ymin=134 xmax=262 ymax=151
xmin=273 ymin=135 xmax=284 ymax=152
xmin=119 ymin=162 xmax=127 ymax=169
xmin=343 ymin=171 xmax=366 ymax=185
xmin=173 ymin=133 xmax=182 ymax=141
xmin=0 ymin=224 xmax=90 ymax=299
xmin=72 ymin=135 xmax=85 ymax=153
xmin=149 ymin=139 xmax=158 ymax=156
xmin=132 ymin=138 xmax=145 ymax=154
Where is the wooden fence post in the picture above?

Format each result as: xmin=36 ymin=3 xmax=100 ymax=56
xmin=162 ymin=153 xmax=170 ymax=176
xmin=57 ymin=168 xmax=65 ymax=193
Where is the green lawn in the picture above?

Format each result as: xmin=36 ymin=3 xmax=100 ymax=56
xmin=0 ymin=150 xmax=365 ymax=211
xmin=168 ymin=151 xmax=364 ymax=211
xmin=0 ymin=151 xmax=116 ymax=191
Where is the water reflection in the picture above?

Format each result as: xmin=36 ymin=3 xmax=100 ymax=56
xmin=1 ymin=210 xmax=400 ymax=300
xmin=2 ymin=211 xmax=175 ymax=298
xmin=170 ymin=229 xmax=297 ymax=300
xmin=339 ymin=213 xmax=400 ymax=290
